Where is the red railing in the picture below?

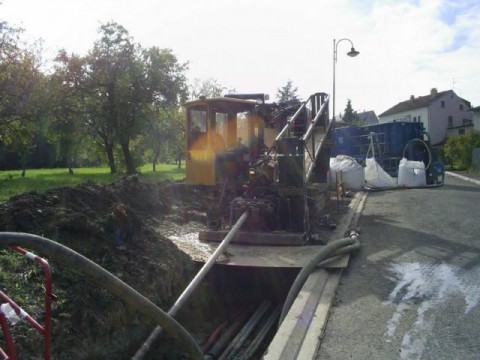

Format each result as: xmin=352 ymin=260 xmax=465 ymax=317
xmin=0 ymin=246 xmax=55 ymax=360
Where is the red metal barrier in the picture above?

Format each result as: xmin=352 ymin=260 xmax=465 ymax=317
xmin=0 ymin=246 xmax=55 ymax=360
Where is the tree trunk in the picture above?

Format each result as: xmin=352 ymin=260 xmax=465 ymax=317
xmin=152 ymin=149 xmax=160 ymax=172
xmin=177 ymin=152 xmax=182 ymax=169
xmin=121 ymin=142 xmax=136 ymax=174
xmin=106 ymin=142 xmax=116 ymax=174
xmin=68 ymin=157 xmax=75 ymax=175
xmin=21 ymin=153 xmax=27 ymax=177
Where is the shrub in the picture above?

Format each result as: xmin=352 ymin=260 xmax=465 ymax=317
xmin=444 ymin=131 xmax=480 ymax=170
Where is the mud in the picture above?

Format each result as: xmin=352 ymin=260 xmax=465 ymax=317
xmin=0 ymin=177 xmax=211 ymax=359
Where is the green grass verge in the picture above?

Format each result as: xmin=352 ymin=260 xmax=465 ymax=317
xmin=0 ymin=164 xmax=185 ymax=202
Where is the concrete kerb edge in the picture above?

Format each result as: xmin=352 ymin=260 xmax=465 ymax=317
xmin=309 ymin=191 xmax=368 ymax=359
xmin=445 ymin=171 xmax=480 ymax=186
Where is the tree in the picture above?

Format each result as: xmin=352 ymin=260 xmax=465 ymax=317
xmin=189 ymin=78 xmax=225 ymax=100
xmin=343 ymin=99 xmax=358 ymax=124
xmin=0 ymin=21 xmax=46 ymax=176
xmin=276 ymin=80 xmax=299 ymax=103
xmin=84 ymin=22 xmax=188 ymax=174
xmin=83 ymin=22 xmax=135 ymax=174
xmin=49 ymin=50 xmax=87 ymax=174
xmin=444 ymin=131 xmax=480 ymax=169
xmin=143 ymin=106 xmax=184 ymax=171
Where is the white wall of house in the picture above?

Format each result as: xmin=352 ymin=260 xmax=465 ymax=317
xmin=378 ymin=108 xmax=429 ymax=132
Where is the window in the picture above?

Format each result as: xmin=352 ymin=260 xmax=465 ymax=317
xmin=448 ymin=116 xmax=453 ymax=128
xmin=418 ymin=115 xmax=421 ymax=122
xmin=413 ymin=116 xmax=417 ymax=122
xmin=463 ymin=119 xmax=472 ymax=126
xmin=441 ymin=100 xmax=445 ymax=108
xmin=459 ymin=104 xmax=464 ymax=111
xmin=189 ymin=109 xmax=207 ymax=149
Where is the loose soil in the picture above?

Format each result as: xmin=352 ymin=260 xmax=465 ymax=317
xmin=0 ymin=176 xmax=211 ymax=359
xmin=0 ymin=177 xmax=349 ymax=359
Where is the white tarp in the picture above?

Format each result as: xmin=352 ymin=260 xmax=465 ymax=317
xmin=329 ymin=155 xmax=364 ymax=190
xmin=364 ymin=157 xmax=397 ymax=188
xmin=398 ymin=158 xmax=426 ymax=187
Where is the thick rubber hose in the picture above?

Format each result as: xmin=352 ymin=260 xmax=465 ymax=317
xmin=0 ymin=232 xmax=203 ymax=360
xmin=363 ymin=183 xmax=443 ymax=192
xmin=403 ymin=138 xmax=432 ymax=170
xmin=278 ymin=234 xmax=359 ymax=325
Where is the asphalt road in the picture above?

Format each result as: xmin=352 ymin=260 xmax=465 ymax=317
xmin=316 ymin=174 xmax=480 ymax=360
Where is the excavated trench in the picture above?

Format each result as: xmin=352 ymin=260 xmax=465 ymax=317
xmin=0 ymin=177 xmax=303 ymax=359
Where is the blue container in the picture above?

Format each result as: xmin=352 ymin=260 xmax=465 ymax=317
xmin=332 ymin=122 xmax=428 ymax=176
xmin=332 ymin=126 xmax=361 ymax=157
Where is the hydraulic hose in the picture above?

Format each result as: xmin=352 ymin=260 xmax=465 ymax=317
xmin=0 ymin=232 xmax=203 ymax=360
xmin=278 ymin=232 xmax=360 ymax=326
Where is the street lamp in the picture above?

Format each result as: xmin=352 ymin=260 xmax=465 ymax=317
xmin=332 ymin=38 xmax=360 ymax=121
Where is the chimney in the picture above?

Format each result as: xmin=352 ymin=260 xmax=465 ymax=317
xmin=410 ymin=95 xmax=415 ymax=102
xmin=430 ymin=88 xmax=438 ymax=96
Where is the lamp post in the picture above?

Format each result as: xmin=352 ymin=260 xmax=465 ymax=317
xmin=332 ymin=38 xmax=359 ymax=121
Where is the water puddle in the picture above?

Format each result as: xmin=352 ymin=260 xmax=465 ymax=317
xmin=384 ymin=262 xmax=480 ymax=359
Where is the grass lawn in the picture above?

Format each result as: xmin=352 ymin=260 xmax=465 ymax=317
xmin=0 ymin=164 xmax=185 ymax=202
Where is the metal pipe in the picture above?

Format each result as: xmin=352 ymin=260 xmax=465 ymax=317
xmin=0 ymin=310 xmax=17 ymax=360
xmin=242 ymin=306 xmax=280 ymax=359
xmin=206 ymin=309 xmax=251 ymax=359
xmin=219 ymin=301 xmax=271 ymax=360
xmin=133 ymin=210 xmax=249 ymax=359
xmin=0 ymin=232 xmax=203 ymax=360
xmin=275 ymin=101 xmax=307 ymax=142
xmin=11 ymin=246 xmax=53 ymax=360
xmin=302 ymin=97 xmax=329 ymax=142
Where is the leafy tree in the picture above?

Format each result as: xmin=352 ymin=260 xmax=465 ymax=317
xmin=444 ymin=131 xmax=480 ymax=169
xmin=49 ymin=50 xmax=87 ymax=174
xmin=276 ymin=80 xmax=299 ymax=103
xmin=343 ymin=99 xmax=358 ymax=124
xmin=83 ymin=22 xmax=135 ymax=174
xmin=189 ymin=78 xmax=225 ymax=100
xmin=84 ymin=22 xmax=188 ymax=174
xmin=143 ymin=106 xmax=184 ymax=171
xmin=0 ymin=21 xmax=46 ymax=176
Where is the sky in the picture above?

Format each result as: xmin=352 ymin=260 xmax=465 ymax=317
xmin=1 ymin=0 xmax=479 ymax=116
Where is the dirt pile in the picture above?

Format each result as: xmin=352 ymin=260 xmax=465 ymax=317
xmin=0 ymin=176 xmax=208 ymax=359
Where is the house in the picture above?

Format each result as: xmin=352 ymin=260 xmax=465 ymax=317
xmin=378 ymin=88 xmax=473 ymax=145
xmin=473 ymin=106 xmax=480 ymax=131
xmin=356 ymin=110 xmax=379 ymax=125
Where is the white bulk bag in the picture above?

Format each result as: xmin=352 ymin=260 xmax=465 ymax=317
xmin=329 ymin=155 xmax=364 ymax=190
xmin=397 ymin=158 xmax=426 ymax=187
xmin=364 ymin=157 xmax=397 ymax=188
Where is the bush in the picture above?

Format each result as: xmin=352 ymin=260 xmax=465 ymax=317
xmin=444 ymin=131 xmax=480 ymax=170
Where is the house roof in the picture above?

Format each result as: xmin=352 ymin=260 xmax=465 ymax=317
xmin=379 ymin=90 xmax=471 ymax=117
xmin=356 ymin=110 xmax=378 ymax=124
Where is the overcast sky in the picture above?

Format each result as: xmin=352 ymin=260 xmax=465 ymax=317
xmin=2 ymin=0 xmax=479 ymax=116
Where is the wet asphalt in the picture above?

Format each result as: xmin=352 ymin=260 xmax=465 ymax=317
xmin=316 ymin=174 xmax=480 ymax=360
